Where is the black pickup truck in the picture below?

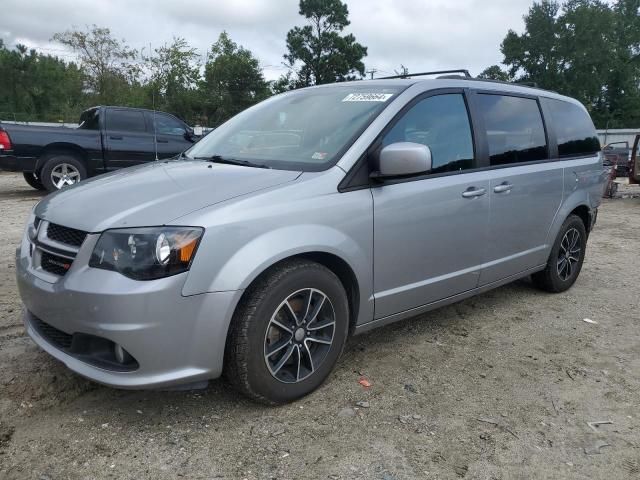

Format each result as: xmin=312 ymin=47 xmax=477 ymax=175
xmin=0 ymin=106 xmax=196 ymax=191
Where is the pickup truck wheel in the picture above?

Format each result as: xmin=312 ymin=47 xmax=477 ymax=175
xmin=40 ymin=154 xmax=87 ymax=192
xmin=532 ymin=214 xmax=587 ymax=293
xmin=224 ymin=259 xmax=349 ymax=404
xmin=22 ymin=172 xmax=46 ymax=191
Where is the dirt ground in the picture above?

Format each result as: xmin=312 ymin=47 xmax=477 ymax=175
xmin=0 ymin=171 xmax=639 ymax=480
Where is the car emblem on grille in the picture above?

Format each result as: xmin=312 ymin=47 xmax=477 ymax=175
xmin=45 ymin=257 xmax=71 ymax=270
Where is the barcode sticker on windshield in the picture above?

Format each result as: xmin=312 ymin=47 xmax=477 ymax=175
xmin=342 ymin=93 xmax=393 ymax=102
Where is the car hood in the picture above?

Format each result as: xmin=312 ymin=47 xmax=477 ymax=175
xmin=34 ymin=160 xmax=302 ymax=232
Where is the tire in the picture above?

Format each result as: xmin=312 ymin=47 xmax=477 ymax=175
xmin=22 ymin=172 xmax=46 ymax=191
xmin=40 ymin=153 xmax=87 ymax=192
xmin=224 ymin=259 xmax=349 ymax=404
xmin=532 ymin=214 xmax=587 ymax=293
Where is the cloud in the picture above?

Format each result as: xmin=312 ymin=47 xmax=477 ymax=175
xmin=0 ymin=0 xmax=532 ymax=80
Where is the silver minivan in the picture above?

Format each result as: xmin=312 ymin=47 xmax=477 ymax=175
xmin=16 ymin=74 xmax=605 ymax=403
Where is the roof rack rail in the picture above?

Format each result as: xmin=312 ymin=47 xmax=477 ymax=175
xmin=377 ymin=69 xmax=471 ymax=80
xmin=516 ymin=81 xmax=538 ymax=88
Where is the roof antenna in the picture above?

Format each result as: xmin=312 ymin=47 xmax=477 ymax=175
xmin=150 ymin=42 xmax=159 ymax=161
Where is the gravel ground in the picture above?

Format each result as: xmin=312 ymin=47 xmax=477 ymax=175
xmin=0 ymin=171 xmax=639 ymax=480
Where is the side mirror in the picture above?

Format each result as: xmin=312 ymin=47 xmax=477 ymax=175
xmin=373 ymin=142 xmax=432 ymax=179
xmin=184 ymin=128 xmax=196 ymax=141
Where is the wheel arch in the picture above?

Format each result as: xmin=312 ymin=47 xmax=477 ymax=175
xmin=569 ymin=204 xmax=591 ymax=234
xmin=228 ymin=252 xmax=362 ymax=337
xmin=545 ymin=182 xmax=596 ymax=251
xmin=36 ymin=143 xmax=89 ymax=173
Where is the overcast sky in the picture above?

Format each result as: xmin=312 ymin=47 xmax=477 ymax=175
xmin=0 ymin=0 xmax=535 ymax=81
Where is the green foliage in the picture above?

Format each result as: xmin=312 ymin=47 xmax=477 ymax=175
xmin=146 ymin=37 xmax=201 ymax=121
xmin=0 ymin=40 xmax=85 ymax=123
xmin=281 ymin=0 xmax=367 ymax=88
xmin=0 ymin=29 xmax=268 ymax=126
xmin=477 ymin=65 xmax=513 ymax=82
xmin=3 ymin=1 xmax=638 ymax=129
xmin=52 ymin=25 xmax=140 ymax=105
xmin=489 ymin=0 xmax=640 ymax=128
xmin=201 ymin=32 xmax=270 ymax=126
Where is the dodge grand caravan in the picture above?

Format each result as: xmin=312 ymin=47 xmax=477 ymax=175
xmin=16 ymin=73 xmax=606 ymax=404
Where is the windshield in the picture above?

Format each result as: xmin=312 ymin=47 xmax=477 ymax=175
xmin=186 ymin=85 xmax=405 ymax=171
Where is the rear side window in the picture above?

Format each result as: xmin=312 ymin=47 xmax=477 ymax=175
xmin=477 ymin=94 xmax=547 ymax=166
xmin=544 ymin=99 xmax=600 ymax=157
xmin=78 ymin=109 xmax=99 ymax=130
xmin=382 ymin=94 xmax=474 ymax=174
xmin=106 ymin=110 xmax=147 ymax=133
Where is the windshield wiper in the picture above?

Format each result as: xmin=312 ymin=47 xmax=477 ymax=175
xmin=194 ymin=154 xmax=271 ymax=169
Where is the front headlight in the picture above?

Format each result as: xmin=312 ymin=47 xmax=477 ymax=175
xmin=89 ymin=227 xmax=203 ymax=280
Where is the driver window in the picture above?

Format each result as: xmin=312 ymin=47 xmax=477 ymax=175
xmin=154 ymin=113 xmax=186 ymax=136
xmin=382 ymin=94 xmax=474 ymax=173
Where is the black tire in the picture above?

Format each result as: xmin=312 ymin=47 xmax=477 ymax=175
xmin=40 ymin=153 xmax=87 ymax=192
xmin=532 ymin=214 xmax=587 ymax=293
xmin=22 ymin=172 xmax=46 ymax=191
xmin=224 ymin=259 xmax=349 ymax=404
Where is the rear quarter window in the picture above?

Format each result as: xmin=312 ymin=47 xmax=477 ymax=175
xmin=543 ymin=98 xmax=600 ymax=157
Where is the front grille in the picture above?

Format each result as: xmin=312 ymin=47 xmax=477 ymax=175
xmin=47 ymin=223 xmax=87 ymax=247
xmin=31 ymin=317 xmax=73 ymax=350
xmin=40 ymin=251 xmax=72 ymax=276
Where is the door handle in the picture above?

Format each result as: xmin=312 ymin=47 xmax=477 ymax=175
xmin=109 ymin=135 xmax=123 ymax=140
xmin=461 ymin=187 xmax=487 ymax=198
xmin=156 ymin=139 xmax=169 ymax=143
xmin=493 ymin=183 xmax=513 ymax=193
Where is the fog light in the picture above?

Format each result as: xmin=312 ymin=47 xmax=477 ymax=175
xmin=114 ymin=344 xmax=132 ymax=364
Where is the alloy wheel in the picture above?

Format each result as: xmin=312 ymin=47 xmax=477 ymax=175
xmin=264 ymin=288 xmax=336 ymax=384
xmin=50 ymin=163 xmax=81 ymax=189
xmin=557 ymin=227 xmax=581 ymax=281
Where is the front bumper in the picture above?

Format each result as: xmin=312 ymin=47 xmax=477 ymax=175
xmin=16 ymin=232 xmax=243 ymax=389
xmin=0 ymin=153 xmax=37 ymax=172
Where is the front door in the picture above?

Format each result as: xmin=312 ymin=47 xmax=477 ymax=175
xmin=372 ymin=92 xmax=490 ymax=319
xmin=145 ymin=112 xmax=195 ymax=159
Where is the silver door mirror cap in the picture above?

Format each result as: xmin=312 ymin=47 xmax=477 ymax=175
xmin=377 ymin=142 xmax=432 ymax=178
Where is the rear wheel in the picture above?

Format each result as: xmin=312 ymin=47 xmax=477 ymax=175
xmin=40 ymin=154 xmax=87 ymax=192
xmin=532 ymin=214 xmax=587 ymax=293
xmin=22 ymin=172 xmax=45 ymax=191
xmin=224 ymin=259 xmax=349 ymax=404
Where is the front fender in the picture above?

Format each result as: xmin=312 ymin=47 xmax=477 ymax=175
xmin=215 ymin=225 xmax=368 ymax=291
xmin=182 ymin=222 xmax=374 ymax=325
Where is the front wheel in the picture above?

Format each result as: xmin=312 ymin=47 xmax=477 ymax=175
xmin=224 ymin=259 xmax=349 ymax=404
xmin=532 ymin=214 xmax=587 ymax=293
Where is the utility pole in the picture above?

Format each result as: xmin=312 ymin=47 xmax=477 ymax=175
xmin=366 ymin=68 xmax=377 ymax=80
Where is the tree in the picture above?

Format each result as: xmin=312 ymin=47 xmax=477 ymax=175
xmin=0 ymin=40 xmax=84 ymax=122
xmin=201 ymin=32 xmax=269 ymax=126
xmin=147 ymin=37 xmax=201 ymax=120
xmin=484 ymin=0 xmax=640 ymax=128
xmin=281 ymin=0 xmax=367 ymax=88
xmin=606 ymin=0 xmax=640 ymax=127
xmin=477 ymin=65 xmax=512 ymax=82
xmin=52 ymin=25 xmax=140 ymax=104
